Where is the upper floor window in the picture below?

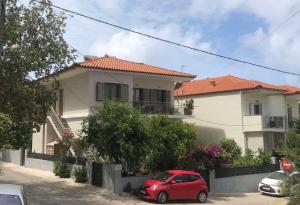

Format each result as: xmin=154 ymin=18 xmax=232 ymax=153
xmin=96 ymin=82 xmax=128 ymax=102
xmin=249 ymin=103 xmax=262 ymax=115
xmin=133 ymin=88 xmax=170 ymax=103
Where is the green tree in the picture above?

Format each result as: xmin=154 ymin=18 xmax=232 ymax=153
xmin=285 ymin=119 xmax=300 ymax=205
xmin=81 ymin=101 xmax=149 ymax=170
xmin=0 ymin=112 xmax=12 ymax=147
xmin=0 ymin=0 xmax=74 ymax=148
xmin=146 ymin=115 xmax=197 ymax=172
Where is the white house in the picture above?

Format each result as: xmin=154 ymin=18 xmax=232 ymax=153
xmin=32 ymin=55 xmax=196 ymax=155
xmin=175 ymin=75 xmax=300 ymax=152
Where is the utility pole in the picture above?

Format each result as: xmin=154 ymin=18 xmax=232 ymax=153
xmin=0 ymin=0 xmax=6 ymax=52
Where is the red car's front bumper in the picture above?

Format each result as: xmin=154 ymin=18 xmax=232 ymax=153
xmin=139 ymin=187 xmax=157 ymax=200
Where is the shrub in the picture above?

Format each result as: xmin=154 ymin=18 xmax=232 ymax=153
xmin=53 ymin=161 xmax=70 ymax=178
xmin=81 ymin=101 xmax=149 ymax=170
xmin=233 ymin=149 xmax=271 ymax=167
xmin=72 ymin=165 xmax=87 ymax=183
xmin=145 ymin=115 xmax=197 ymax=172
xmin=220 ymin=138 xmax=241 ymax=159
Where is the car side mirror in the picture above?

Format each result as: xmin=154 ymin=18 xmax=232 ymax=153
xmin=170 ymin=180 xmax=176 ymax=184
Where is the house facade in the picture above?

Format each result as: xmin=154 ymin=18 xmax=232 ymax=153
xmin=32 ymin=55 xmax=196 ymax=155
xmin=175 ymin=75 xmax=300 ymax=152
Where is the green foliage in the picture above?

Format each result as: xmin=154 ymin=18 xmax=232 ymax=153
xmin=233 ymin=149 xmax=271 ymax=167
xmin=0 ymin=0 xmax=75 ymax=147
xmin=0 ymin=113 xmax=12 ymax=147
xmin=285 ymin=123 xmax=300 ymax=204
xmin=220 ymin=138 xmax=241 ymax=159
xmin=81 ymin=101 xmax=149 ymax=169
xmin=72 ymin=165 xmax=87 ymax=183
xmin=53 ymin=139 xmax=71 ymax=178
xmin=145 ymin=115 xmax=197 ymax=172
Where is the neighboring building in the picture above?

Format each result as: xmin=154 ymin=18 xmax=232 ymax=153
xmin=32 ymin=55 xmax=196 ymax=155
xmin=175 ymin=75 xmax=300 ymax=152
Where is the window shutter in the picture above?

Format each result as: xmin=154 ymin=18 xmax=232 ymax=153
xmin=120 ymin=84 xmax=129 ymax=102
xmin=143 ymin=89 xmax=149 ymax=102
xmin=165 ymin=90 xmax=171 ymax=102
xmin=259 ymin=104 xmax=262 ymax=115
xmin=249 ymin=103 xmax=254 ymax=115
xmin=96 ymin=82 xmax=105 ymax=101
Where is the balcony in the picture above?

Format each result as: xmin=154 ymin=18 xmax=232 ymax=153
xmin=133 ymin=101 xmax=175 ymax=114
xmin=243 ymin=115 xmax=285 ymax=132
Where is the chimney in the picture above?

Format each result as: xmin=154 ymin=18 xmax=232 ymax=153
xmin=209 ymin=80 xmax=216 ymax=86
xmin=84 ymin=55 xmax=98 ymax=61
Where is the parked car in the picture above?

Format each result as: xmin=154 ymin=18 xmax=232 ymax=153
xmin=258 ymin=171 xmax=300 ymax=196
xmin=0 ymin=184 xmax=27 ymax=205
xmin=139 ymin=170 xmax=208 ymax=204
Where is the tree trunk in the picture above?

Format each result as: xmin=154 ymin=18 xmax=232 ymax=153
xmin=0 ymin=0 xmax=6 ymax=52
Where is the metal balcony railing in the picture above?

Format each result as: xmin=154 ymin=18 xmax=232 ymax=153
xmin=133 ymin=101 xmax=174 ymax=114
xmin=262 ymin=116 xmax=285 ymax=129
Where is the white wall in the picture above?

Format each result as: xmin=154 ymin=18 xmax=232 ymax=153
xmin=246 ymin=132 xmax=264 ymax=151
xmin=177 ymin=91 xmax=245 ymax=150
xmin=61 ymin=72 xmax=90 ymax=117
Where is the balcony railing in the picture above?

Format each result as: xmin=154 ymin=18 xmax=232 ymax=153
xmin=262 ymin=116 xmax=285 ymax=129
xmin=243 ymin=115 xmax=286 ymax=132
xmin=133 ymin=101 xmax=174 ymax=114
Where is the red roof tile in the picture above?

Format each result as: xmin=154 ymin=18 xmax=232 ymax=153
xmin=276 ymin=85 xmax=300 ymax=95
xmin=175 ymin=75 xmax=285 ymax=97
xmin=78 ymin=55 xmax=196 ymax=78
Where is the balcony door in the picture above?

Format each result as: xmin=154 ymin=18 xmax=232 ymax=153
xmin=249 ymin=103 xmax=262 ymax=115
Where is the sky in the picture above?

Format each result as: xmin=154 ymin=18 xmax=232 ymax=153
xmin=47 ymin=0 xmax=300 ymax=86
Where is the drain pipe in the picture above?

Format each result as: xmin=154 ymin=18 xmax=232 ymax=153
xmin=240 ymin=90 xmax=247 ymax=153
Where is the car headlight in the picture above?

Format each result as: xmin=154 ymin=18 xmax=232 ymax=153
xmin=149 ymin=185 xmax=159 ymax=190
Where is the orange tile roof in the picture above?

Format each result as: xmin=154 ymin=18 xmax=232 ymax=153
xmin=77 ymin=55 xmax=196 ymax=78
xmin=276 ymin=85 xmax=300 ymax=95
xmin=175 ymin=75 xmax=286 ymax=97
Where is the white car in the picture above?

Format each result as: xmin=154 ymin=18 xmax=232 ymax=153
xmin=258 ymin=171 xmax=300 ymax=196
xmin=0 ymin=184 xmax=27 ymax=205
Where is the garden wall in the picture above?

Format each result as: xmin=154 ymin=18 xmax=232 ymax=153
xmin=102 ymin=163 xmax=151 ymax=195
xmin=209 ymin=164 xmax=280 ymax=193
xmin=0 ymin=148 xmax=24 ymax=166
xmin=24 ymin=151 xmax=54 ymax=172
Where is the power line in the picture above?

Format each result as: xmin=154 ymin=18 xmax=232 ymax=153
xmin=32 ymin=0 xmax=300 ymax=77
xmin=261 ymin=9 xmax=300 ymax=43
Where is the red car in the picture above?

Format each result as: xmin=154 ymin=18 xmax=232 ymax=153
xmin=139 ymin=170 xmax=208 ymax=204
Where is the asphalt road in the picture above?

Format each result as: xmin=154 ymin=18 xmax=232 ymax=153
xmin=0 ymin=162 xmax=288 ymax=205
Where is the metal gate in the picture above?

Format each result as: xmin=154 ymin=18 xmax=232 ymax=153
xmin=91 ymin=162 xmax=103 ymax=186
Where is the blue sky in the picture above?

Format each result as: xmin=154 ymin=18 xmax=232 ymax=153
xmin=49 ymin=0 xmax=300 ymax=86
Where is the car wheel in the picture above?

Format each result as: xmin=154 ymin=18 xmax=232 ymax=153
xmin=198 ymin=191 xmax=207 ymax=203
xmin=157 ymin=191 xmax=168 ymax=204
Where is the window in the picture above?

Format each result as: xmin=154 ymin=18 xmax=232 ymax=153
xmin=174 ymin=174 xmax=190 ymax=183
xmin=104 ymin=83 xmax=121 ymax=100
xmin=189 ymin=174 xmax=200 ymax=182
xmin=249 ymin=103 xmax=262 ymax=115
xmin=152 ymin=172 xmax=174 ymax=182
xmin=0 ymin=194 xmax=22 ymax=205
xmin=96 ymin=82 xmax=128 ymax=102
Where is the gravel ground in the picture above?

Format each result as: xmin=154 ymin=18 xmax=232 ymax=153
xmin=0 ymin=162 xmax=288 ymax=205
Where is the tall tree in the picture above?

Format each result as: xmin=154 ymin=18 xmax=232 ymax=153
xmin=0 ymin=0 xmax=75 ymax=148
xmin=0 ymin=0 xmax=6 ymax=51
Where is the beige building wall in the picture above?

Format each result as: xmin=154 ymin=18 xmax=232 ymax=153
xmin=176 ymin=91 xmax=245 ymax=151
xmin=60 ymin=72 xmax=90 ymax=118
xmin=246 ymin=132 xmax=264 ymax=151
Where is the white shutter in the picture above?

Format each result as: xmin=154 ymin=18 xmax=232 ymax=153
xmin=249 ymin=103 xmax=254 ymax=115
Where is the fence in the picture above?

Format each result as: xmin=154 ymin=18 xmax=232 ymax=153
xmin=209 ymin=164 xmax=280 ymax=193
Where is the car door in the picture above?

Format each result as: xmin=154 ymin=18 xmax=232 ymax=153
xmin=168 ymin=174 xmax=190 ymax=200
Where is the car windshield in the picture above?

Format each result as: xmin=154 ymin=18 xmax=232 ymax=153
xmin=267 ymin=172 xmax=288 ymax=180
xmin=0 ymin=194 xmax=22 ymax=205
xmin=153 ymin=172 xmax=173 ymax=182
